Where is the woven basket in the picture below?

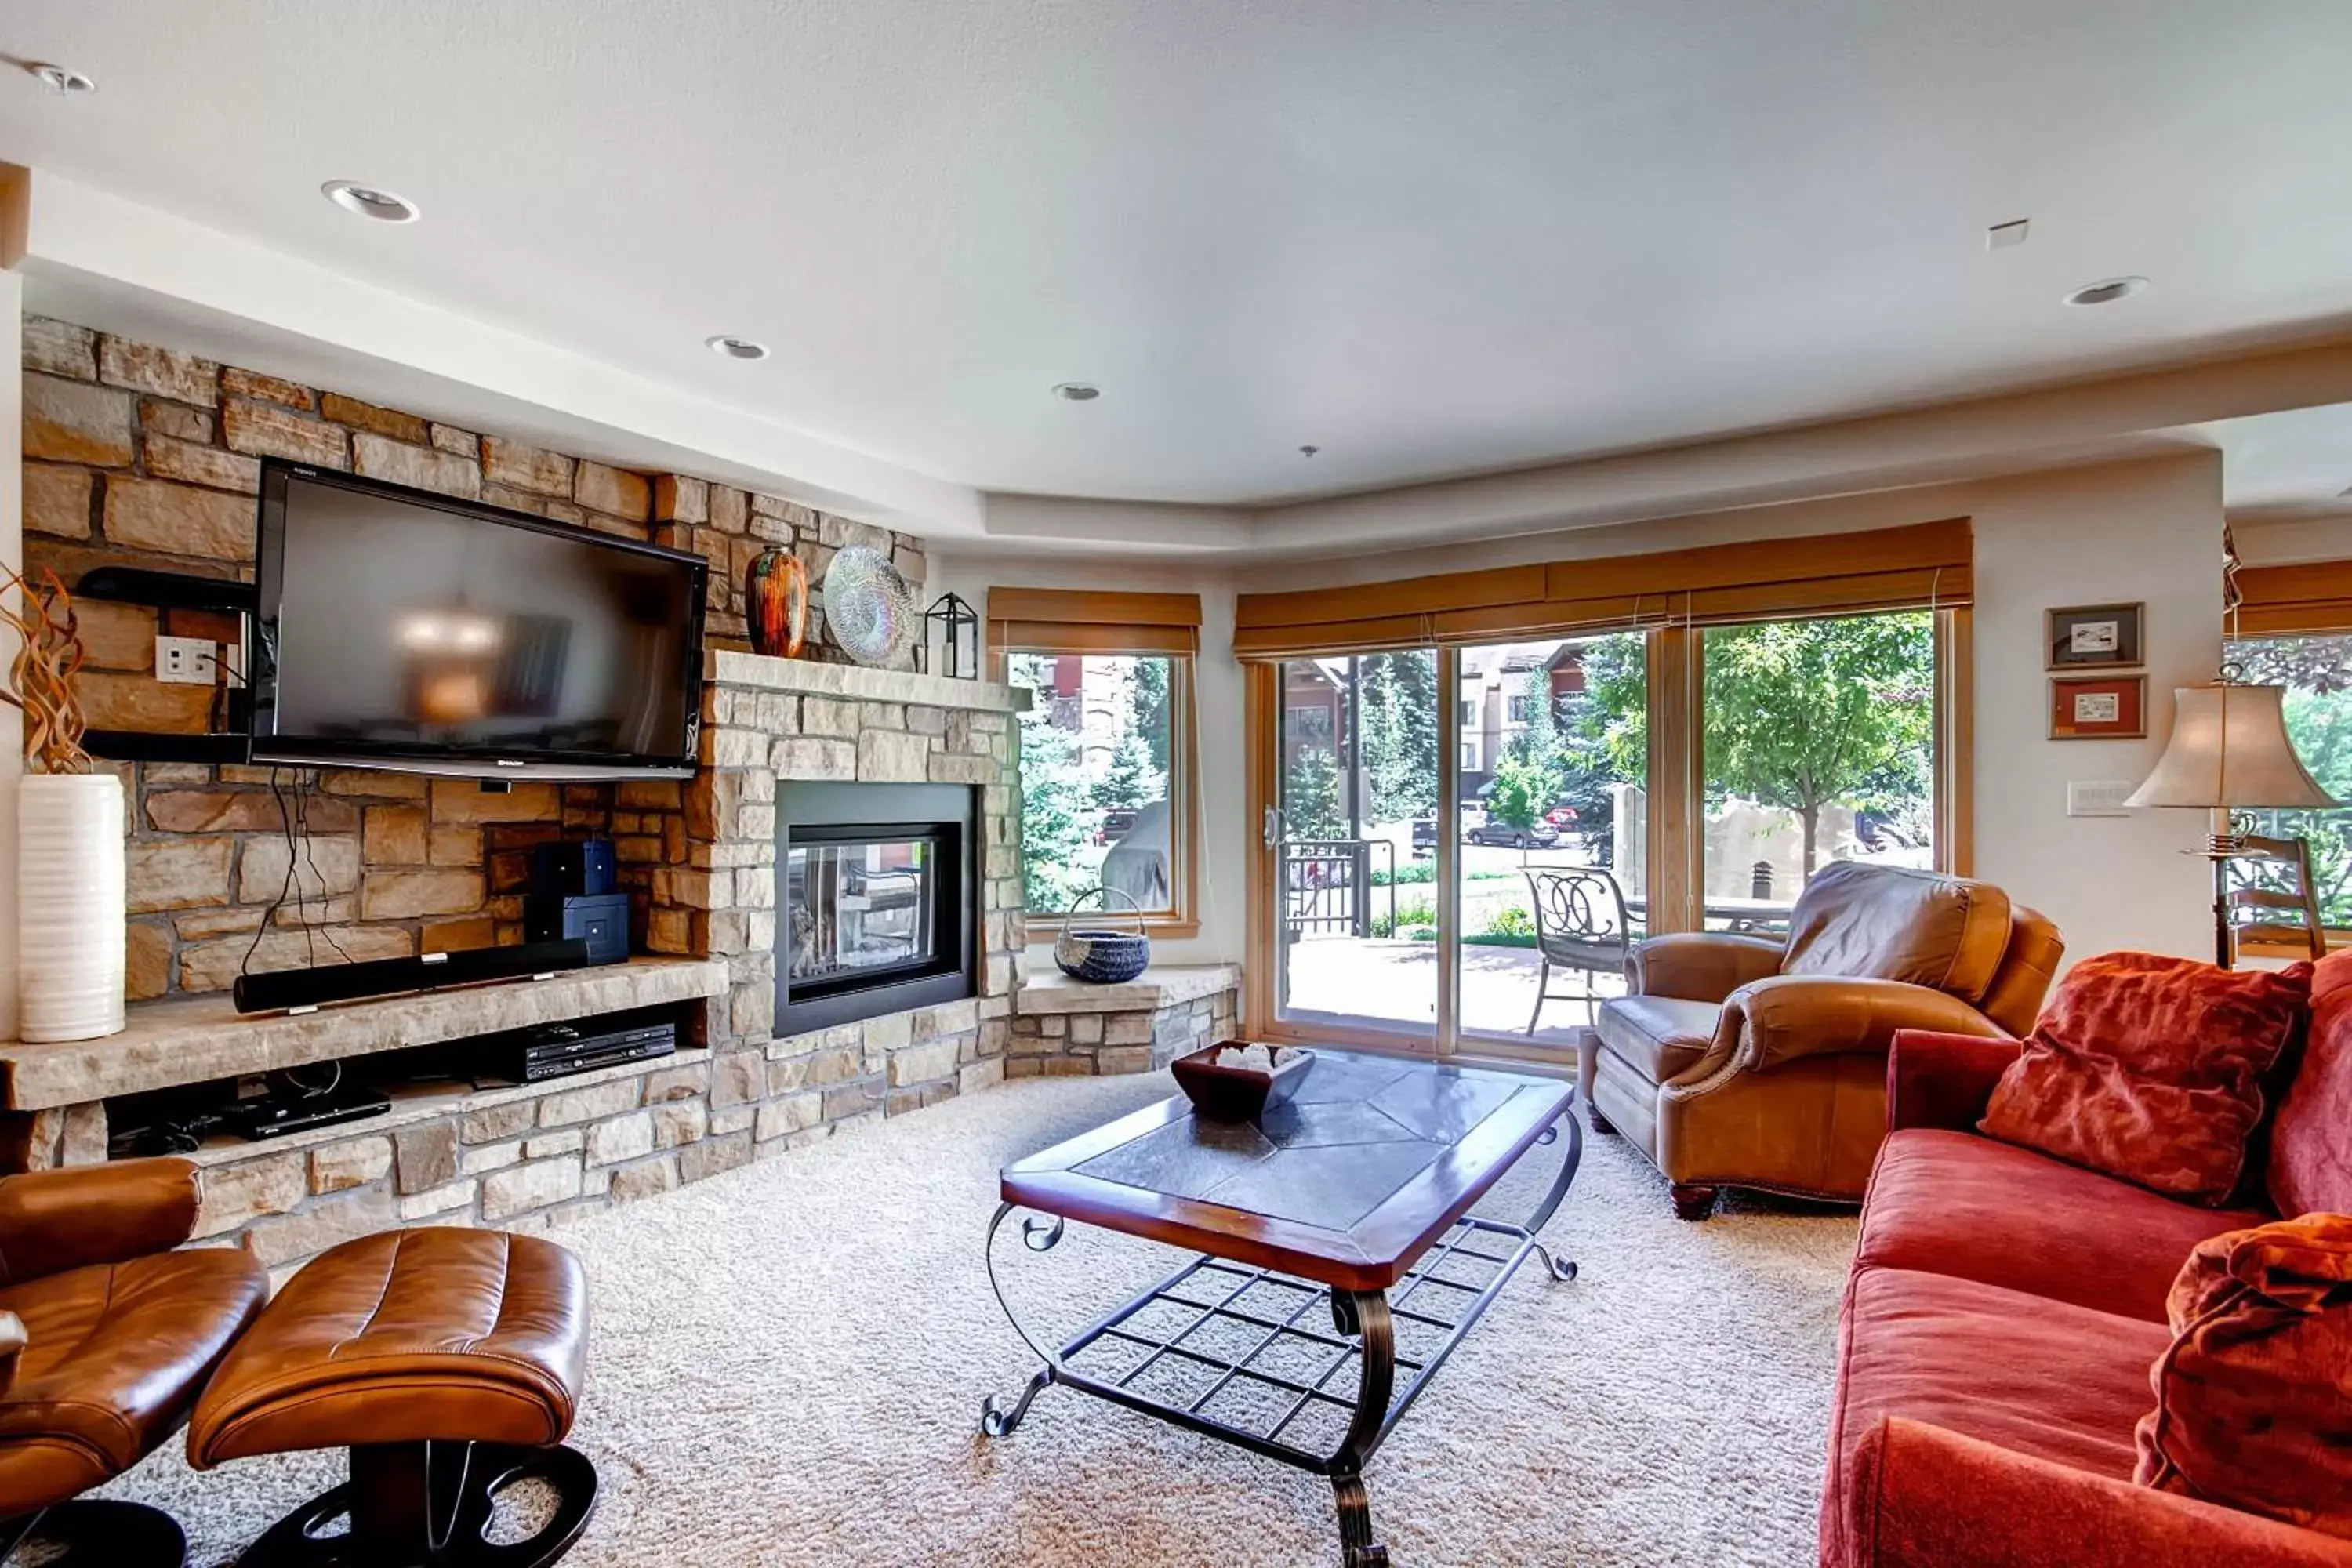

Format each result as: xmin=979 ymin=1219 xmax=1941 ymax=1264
xmin=1054 ymin=886 xmax=1152 ymax=984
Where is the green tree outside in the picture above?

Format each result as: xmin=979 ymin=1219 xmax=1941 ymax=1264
xmin=1564 ymin=615 xmax=1933 ymax=885
xmin=1356 ymin=651 xmax=1440 ymax=826
xmin=1014 ymin=695 xmax=1095 ymax=913
xmin=1090 ymin=731 xmax=1161 ymax=811
xmin=1284 ymin=746 xmax=1348 ymax=839
xmin=1487 ymin=755 xmax=1561 ymax=832
xmin=2231 ymin=633 xmax=2352 ymax=924
xmin=1700 ymin=613 xmax=1933 ymax=879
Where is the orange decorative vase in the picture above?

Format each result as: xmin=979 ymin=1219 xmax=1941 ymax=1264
xmin=745 ymin=548 xmax=809 ymax=658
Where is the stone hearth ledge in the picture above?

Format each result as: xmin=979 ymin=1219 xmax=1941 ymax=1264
xmin=706 ymin=649 xmax=1030 ymax=714
xmin=1014 ymin=964 xmax=1243 ymax=1015
xmin=0 ymin=958 xmax=729 ymax=1110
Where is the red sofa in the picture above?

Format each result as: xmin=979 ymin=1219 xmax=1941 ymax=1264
xmin=1819 ymin=959 xmax=2352 ymax=1567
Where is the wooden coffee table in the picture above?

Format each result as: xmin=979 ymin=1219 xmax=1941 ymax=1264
xmin=979 ymin=1049 xmax=1581 ymax=1566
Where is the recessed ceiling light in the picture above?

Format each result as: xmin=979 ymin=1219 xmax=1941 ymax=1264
xmin=1051 ymin=383 xmax=1101 ymax=402
xmin=25 ymin=62 xmax=96 ymax=96
xmin=2063 ymin=276 xmax=2147 ymax=307
xmin=706 ymin=336 xmax=770 ymax=361
xmin=321 ymin=181 xmax=420 ymax=223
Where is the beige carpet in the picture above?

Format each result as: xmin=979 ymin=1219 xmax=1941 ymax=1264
xmin=105 ymin=1070 xmax=1857 ymax=1566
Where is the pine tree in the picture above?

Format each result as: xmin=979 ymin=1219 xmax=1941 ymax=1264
xmin=1284 ymin=746 xmax=1348 ymax=839
xmin=1127 ymin=657 xmax=1173 ymax=776
xmin=1091 ymin=731 xmax=1161 ymax=811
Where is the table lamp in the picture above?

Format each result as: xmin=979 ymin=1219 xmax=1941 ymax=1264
xmin=2126 ymin=679 xmax=2338 ymax=967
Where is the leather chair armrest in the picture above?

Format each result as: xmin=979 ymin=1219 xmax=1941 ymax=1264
xmin=0 ymin=1156 xmax=201 ymax=1288
xmin=0 ymin=1311 xmax=24 ymax=1396
xmin=1838 ymin=1417 xmax=2352 ymax=1568
xmin=1712 ymin=976 xmax=2004 ymax=1074
xmin=1628 ymin=931 xmax=1783 ymax=1004
xmin=1887 ymin=1029 xmax=2024 ymax=1134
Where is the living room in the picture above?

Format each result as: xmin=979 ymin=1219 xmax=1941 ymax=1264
xmin=1 ymin=4 xmax=2349 ymax=1566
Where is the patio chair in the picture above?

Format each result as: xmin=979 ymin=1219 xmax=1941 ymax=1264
xmin=1523 ymin=866 xmax=1637 ymax=1033
xmin=2227 ymin=830 xmax=2327 ymax=960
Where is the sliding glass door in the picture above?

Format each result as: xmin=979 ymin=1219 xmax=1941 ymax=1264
xmin=1249 ymin=609 xmax=1952 ymax=1058
xmin=1451 ymin=633 xmax=1648 ymax=1047
xmin=1271 ymin=651 xmax=1442 ymax=1039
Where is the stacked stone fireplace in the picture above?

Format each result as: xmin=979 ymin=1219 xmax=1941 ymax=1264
xmin=644 ymin=652 xmax=1026 ymax=1121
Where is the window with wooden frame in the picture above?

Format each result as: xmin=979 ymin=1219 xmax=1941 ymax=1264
xmin=989 ymin=588 xmax=1203 ymax=937
xmin=2225 ymin=559 xmax=2352 ymax=948
xmin=1234 ymin=519 xmax=1974 ymax=1050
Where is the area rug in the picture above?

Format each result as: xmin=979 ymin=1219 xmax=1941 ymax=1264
xmin=104 ymin=1070 xmax=1857 ymax=1566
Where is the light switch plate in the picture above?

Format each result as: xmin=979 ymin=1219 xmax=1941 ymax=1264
xmin=155 ymin=635 xmax=216 ymax=684
xmin=2067 ymin=780 xmax=2136 ymax=818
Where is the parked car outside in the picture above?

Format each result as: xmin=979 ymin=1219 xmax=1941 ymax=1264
xmin=1094 ymin=807 xmax=1140 ymax=847
xmin=1544 ymin=804 xmax=1579 ymax=830
xmin=1465 ymin=819 xmax=1560 ymax=848
xmin=1410 ymin=818 xmax=1439 ymax=859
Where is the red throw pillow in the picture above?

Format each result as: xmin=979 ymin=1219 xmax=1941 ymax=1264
xmin=2268 ymin=949 xmax=2352 ymax=1215
xmin=1979 ymin=952 xmax=2311 ymax=1204
xmin=2135 ymin=1214 xmax=2352 ymax=1537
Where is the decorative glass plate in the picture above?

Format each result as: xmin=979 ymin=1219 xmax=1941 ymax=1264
xmin=822 ymin=545 xmax=918 ymax=666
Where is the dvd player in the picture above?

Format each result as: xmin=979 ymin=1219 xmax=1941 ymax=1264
xmin=483 ymin=1011 xmax=677 ymax=1084
xmin=221 ymin=1085 xmax=392 ymax=1141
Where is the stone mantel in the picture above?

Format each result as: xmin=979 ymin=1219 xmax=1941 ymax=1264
xmin=0 ymin=958 xmax=728 ymax=1111
xmin=705 ymin=650 xmax=1030 ymax=715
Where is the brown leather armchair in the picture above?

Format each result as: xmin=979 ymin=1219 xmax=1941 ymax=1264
xmin=1581 ymin=861 xmax=2062 ymax=1219
xmin=0 ymin=1157 xmax=270 ymax=1563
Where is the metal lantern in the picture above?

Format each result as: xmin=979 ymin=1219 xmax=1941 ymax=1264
xmin=920 ymin=591 xmax=981 ymax=680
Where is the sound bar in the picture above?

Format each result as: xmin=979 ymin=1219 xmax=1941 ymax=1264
xmin=232 ymin=939 xmax=594 ymax=1016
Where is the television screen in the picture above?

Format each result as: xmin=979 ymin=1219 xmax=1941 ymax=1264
xmin=252 ymin=463 xmax=706 ymax=778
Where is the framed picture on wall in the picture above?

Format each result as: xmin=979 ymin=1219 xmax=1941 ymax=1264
xmin=2049 ymin=674 xmax=2148 ymax=740
xmin=2046 ymin=603 xmax=2145 ymax=670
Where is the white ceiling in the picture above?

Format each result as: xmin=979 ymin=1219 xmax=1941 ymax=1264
xmin=2195 ymin=404 xmax=2352 ymax=522
xmin=5 ymin=0 xmax=2352 ymax=515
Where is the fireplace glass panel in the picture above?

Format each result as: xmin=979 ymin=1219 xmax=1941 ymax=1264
xmin=786 ymin=836 xmax=940 ymax=987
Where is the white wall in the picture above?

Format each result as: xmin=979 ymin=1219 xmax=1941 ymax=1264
xmin=927 ymin=552 xmax=1246 ymax=965
xmin=945 ymin=450 xmax=2229 ymax=974
xmin=1966 ymin=456 xmax=2220 ymax=960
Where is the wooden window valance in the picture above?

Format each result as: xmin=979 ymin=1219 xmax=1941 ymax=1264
xmin=2234 ymin=561 xmax=2352 ymax=638
xmin=1232 ymin=517 xmax=1973 ymax=658
xmin=987 ymin=587 xmax=1203 ymax=655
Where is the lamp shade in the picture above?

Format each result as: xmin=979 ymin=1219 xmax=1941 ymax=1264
xmin=2125 ymin=682 xmax=2339 ymax=810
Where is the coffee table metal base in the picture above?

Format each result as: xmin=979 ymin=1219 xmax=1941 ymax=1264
xmin=980 ymin=1113 xmax=1582 ymax=1566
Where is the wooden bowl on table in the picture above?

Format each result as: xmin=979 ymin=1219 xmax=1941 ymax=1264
xmin=1172 ymin=1041 xmax=1315 ymax=1123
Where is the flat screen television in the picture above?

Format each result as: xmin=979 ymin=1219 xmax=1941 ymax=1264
xmin=251 ymin=461 xmax=707 ymax=779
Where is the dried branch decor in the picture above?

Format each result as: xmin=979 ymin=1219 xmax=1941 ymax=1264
xmin=0 ymin=567 xmax=91 ymax=775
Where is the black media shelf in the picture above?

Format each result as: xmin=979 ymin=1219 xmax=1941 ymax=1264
xmin=73 ymin=567 xmax=255 ymax=765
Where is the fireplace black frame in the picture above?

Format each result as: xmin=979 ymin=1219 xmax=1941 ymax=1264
xmin=774 ymin=782 xmax=978 ymax=1035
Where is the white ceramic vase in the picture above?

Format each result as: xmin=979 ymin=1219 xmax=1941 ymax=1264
xmin=18 ymin=772 xmax=126 ymax=1042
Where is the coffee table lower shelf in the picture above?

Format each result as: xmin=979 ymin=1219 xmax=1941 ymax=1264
xmin=978 ymin=1115 xmax=1581 ymax=1567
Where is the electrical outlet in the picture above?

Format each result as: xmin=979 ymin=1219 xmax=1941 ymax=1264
xmin=2067 ymin=780 xmax=2136 ymax=818
xmin=155 ymin=635 xmax=216 ymax=685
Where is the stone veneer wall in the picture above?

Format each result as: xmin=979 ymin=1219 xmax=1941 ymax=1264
xmin=133 ymin=655 xmax=1028 ymax=1279
xmin=1009 ymin=979 xmax=1240 ymax=1076
xmin=187 ymin=1049 xmax=730 ymax=1288
xmin=20 ymin=316 xmax=929 ymax=999
xmin=630 ymin=654 xmax=1030 ymax=1117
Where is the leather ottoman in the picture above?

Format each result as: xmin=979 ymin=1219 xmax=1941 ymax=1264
xmin=189 ymin=1228 xmax=595 ymax=1566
